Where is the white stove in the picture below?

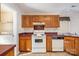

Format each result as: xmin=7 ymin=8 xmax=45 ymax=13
xmin=32 ymin=32 xmax=46 ymax=53
xmin=32 ymin=22 xmax=46 ymax=53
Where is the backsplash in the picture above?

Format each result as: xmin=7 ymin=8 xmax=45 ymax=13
xmin=19 ymin=28 xmax=59 ymax=33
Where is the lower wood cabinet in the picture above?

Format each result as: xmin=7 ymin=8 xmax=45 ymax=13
xmin=19 ymin=33 xmax=32 ymax=52
xmin=25 ymin=39 xmax=32 ymax=51
xmin=19 ymin=38 xmax=26 ymax=51
xmin=46 ymin=34 xmax=52 ymax=52
xmin=64 ymin=36 xmax=79 ymax=55
xmin=75 ymin=37 xmax=79 ymax=55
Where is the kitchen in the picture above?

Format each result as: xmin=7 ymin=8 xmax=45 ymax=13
xmin=0 ymin=3 xmax=79 ymax=56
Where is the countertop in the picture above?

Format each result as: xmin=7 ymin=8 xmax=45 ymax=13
xmin=0 ymin=45 xmax=16 ymax=56
xmin=19 ymin=32 xmax=79 ymax=37
xmin=64 ymin=35 xmax=79 ymax=38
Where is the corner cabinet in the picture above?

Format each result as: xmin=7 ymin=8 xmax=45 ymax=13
xmin=64 ymin=36 xmax=79 ymax=55
xmin=19 ymin=33 xmax=32 ymax=52
xmin=64 ymin=36 xmax=75 ymax=55
xmin=22 ymin=15 xmax=60 ymax=28
xmin=75 ymin=37 xmax=79 ymax=55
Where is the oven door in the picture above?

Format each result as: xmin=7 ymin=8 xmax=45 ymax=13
xmin=32 ymin=35 xmax=46 ymax=48
xmin=35 ymin=39 xmax=43 ymax=43
xmin=33 ymin=39 xmax=44 ymax=48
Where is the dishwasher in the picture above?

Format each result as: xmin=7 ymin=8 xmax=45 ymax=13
xmin=52 ymin=36 xmax=64 ymax=51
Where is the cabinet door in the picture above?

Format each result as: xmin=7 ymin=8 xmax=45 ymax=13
xmin=46 ymin=35 xmax=52 ymax=52
xmin=64 ymin=37 xmax=70 ymax=52
xmin=75 ymin=38 xmax=79 ymax=55
xmin=25 ymin=39 xmax=32 ymax=52
xmin=64 ymin=37 xmax=75 ymax=54
xmin=69 ymin=37 xmax=75 ymax=54
xmin=42 ymin=16 xmax=51 ymax=28
xmin=22 ymin=15 xmax=32 ymax=28
xmin=51 ymin=15 xmax=60 ymax=27
xmin=19 ymin=39 xmax=26 ymax=51
xmin=32 ymin=15 xmax=40 ymax=22
xmin=25 ymin=35 xmax=32 ymax=51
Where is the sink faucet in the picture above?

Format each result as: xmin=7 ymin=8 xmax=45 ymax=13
xmin=75 ymin=32 xmax=77 ymax=35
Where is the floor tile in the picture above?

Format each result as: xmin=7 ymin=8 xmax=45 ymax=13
xmin=19 ymin=52 xmax=72 ymax=56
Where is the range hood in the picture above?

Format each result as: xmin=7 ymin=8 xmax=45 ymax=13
xmin=33 ymin=22 xmax=45 ymax=25
xmin=59 ymin=17 xmax=70 ymax=21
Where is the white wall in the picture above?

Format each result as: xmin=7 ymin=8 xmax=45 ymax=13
xmin=58 ymin=21 xmax=70 ymax=34
xmin=13 ymin=12 xmax=20 ymax=56
xmin=69 ymin=13 xmax=79 ymax=33
xmin=0 ymin=35 xmax=13 ymax=44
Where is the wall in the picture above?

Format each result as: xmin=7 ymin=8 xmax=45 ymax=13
xmin=15 ymin=13 xmax=21 ymax=55
xmin=0 ymin=35 xmax=13 ymax=44
xmin=58 ymin=21 xmax=70 ymax=34
xmin=69 ymin=13 xmax=79 ymax=33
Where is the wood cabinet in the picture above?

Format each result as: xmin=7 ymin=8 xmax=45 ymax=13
xmin=22 ymin=15 xmax=32 ymax=28
xmin=75 ymin=37 xmax=79 ymax=55
xmin=19 ymin=33 xmax=32 ymax=52
xmin=19 ymin=38 xmax=26 ymax=51
xmin=22 ymin=15 xmax=60 ymax=28
xmin=64 ymin=36 xmax=79 ymax=55
xmin=32 ymin=15 xmax=40 ymax=22
xmin=25 ymin=37 xmax=32 ymax=51
xmin=40 ymin=15 xmax=52 ymax=28
xmin=64 ymin=36 xmax=75 ymax=55
xmin=51 ymin=15 xmax=60 ymax=27
xmin=46 ymin=34 xmax=52 ymax=52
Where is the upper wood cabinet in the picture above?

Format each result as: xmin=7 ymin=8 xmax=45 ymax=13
xmin=40 ymin=15 xmax=52 ymax=28
xmin=32 ymin=15 xmax=40 ymax=22
xmin=22 ymin=15 xmax=32 ymax=28
xmin=22 ymin=15 xmax=60 ymax=28
xmin=51 ymin=15 xmax=60 ymax=27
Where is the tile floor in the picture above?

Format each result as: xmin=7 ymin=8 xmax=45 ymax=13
xmin=19 ymin=52 xmax=72 ymax=56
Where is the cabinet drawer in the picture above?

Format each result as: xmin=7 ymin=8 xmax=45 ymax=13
xmin=19 ymin=36 xmax=31 ymax=40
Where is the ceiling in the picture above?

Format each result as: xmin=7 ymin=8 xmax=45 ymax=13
xmin=3 ymin=3 xmax=79 ymax=15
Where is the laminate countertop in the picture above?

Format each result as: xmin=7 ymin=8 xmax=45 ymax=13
xmin=0 ymin=45 xmax=16 ymax=56
xmin=64 ymin=35 xmax=79 ymax=38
